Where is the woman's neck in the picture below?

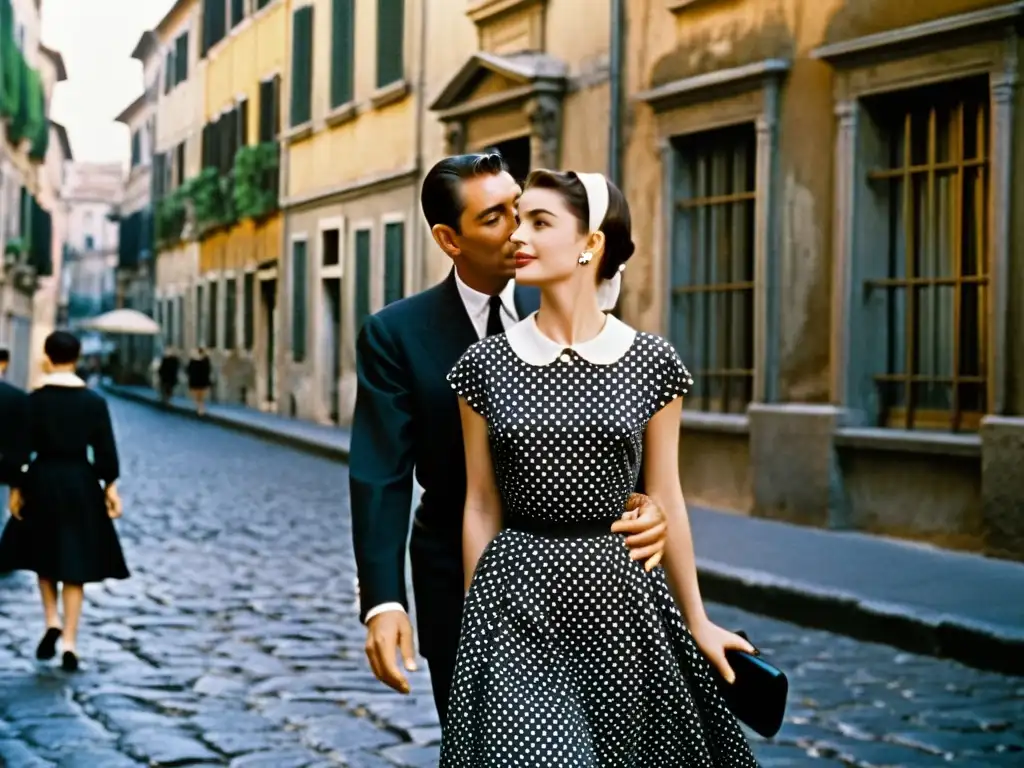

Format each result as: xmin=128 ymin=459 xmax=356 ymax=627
xmin=536 ymin=280 xmax=605 ymax=346
xmin=48 ymin=364 xmax=76 ymax=374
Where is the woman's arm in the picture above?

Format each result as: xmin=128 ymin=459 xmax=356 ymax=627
xmin=459 ymin=399 xmax=503 ymax=593
xmin=642 ymin=396 xmax=707 ymax=626
xmin=91 ymin=398 xmax=121 ymax=488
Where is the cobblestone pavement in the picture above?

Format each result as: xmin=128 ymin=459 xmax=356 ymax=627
xmin=0 ymin=398 xmax=1021 ymax=768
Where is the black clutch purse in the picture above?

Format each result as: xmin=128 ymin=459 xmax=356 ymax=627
xmin=712 ymin=630 xmax=788 ymax=738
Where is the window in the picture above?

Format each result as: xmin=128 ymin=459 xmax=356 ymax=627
xmin=208 ymin=279 xmax=219 ymax=349
xmin=131 ymin=131 xmax=141 ymax=167
xmin=196 ymin=283 xmax=205 ymax=346
xmin=202 ymin=0 xmax=227 ymax=54
xmin=175 ymin=32 xmax=189 ymax=84
xmin=231 ymin=0 xmax=246 ymax=27
xmin=175 ymin=142 xmax=186 ymax=187
xmin=291 ymin=240 xmax=308 ymax=361
xmin=376 ymin=0 xmax=404 ymax=89
xmin=237 ymin=98 xmax=249 ymax=148
xmin=225 ymin=277 xmax=237 ymax=350
xmin=164 ymin=298 xmax=175 ymax=346
xmin=863 ymin=79 xmax=989 ymax=431
xmin=164 ymin=49 xmax=175 ymax=94
xmin=243 ymin=271 xmax=255 ymax=350
xmin=176 ymin=295 xmax=185 ymax=348
xmin=384 ymin=220 xmax=404 ymax=306
xmin=331 ymin=0 xmax=355 ymax=108
xmin=84 ymin=235 xmax=94 ymax=250
xmin=669 ymin=124 xmax=756 ymax=414
xmin=354 ymin=229 xmax=372 ymax=332
xmin=258 ymin=75 xmax=281 ymax=142
xmin=290 ymin=6 xmax=314 ymax=127
xmin=256 ymin=0 xmax=273 ymax=9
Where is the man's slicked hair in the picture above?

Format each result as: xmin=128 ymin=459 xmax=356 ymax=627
xmin=420 ymin=150 xmax=509 ymax=233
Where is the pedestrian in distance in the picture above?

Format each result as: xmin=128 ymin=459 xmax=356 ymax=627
xmin=158 ymin=347 xmax=181 ymax=405
xmin=0 ymin=330 xmax=129 ymax=673
xmin=186 ymin=347 xmax=212 ymax=416
xmin=349 ymin=151 xmax=671 ymax=725
xmin=0 ymin=344 xmax=30 ymax=538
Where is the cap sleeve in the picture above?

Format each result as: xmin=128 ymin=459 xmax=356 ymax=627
xmin=447 ymin=343 xmax=489 ymax=420
xmin=649 ymin=339 xmax=692 ymax=418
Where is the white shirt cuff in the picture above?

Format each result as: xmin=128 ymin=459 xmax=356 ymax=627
xmin=364 ymin=602 xmax=406 ymax=624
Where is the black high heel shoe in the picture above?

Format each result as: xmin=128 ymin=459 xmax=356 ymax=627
xmin=61 ymin=651 xmax=79 ymax=672
xmin=35 ymin=627 xmax=61 ymax=660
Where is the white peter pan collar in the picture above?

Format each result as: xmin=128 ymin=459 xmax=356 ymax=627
xmin=40 ymin=372 xmax=86 ymax=388
xmin=506 ymin=311 xmax=637 ymax=366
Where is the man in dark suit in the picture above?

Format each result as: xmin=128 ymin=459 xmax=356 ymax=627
xmin=350 ymin=152 xmax=669 ymax=724
xmin=0 ymin=347 xmax=30 ymax=494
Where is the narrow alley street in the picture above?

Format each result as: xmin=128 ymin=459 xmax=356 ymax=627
xmin=0 ymin=398 xmax=1020 ymax=767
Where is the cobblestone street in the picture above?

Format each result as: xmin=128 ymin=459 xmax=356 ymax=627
xmin=0 ymin=398 xmax=1021 ymax=767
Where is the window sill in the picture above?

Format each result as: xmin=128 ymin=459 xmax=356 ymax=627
xmin=680 ymin=411 xmax=749 ymax=435
xmin=325 ymin=101 xmax=357 ymax=128
xmin=371 ymin=79 xmax=410 ymax=110
xmin=834 ymin=427 xmax=981 ymax=458
xmin=283 ymin=122 xmax=314 ymax=145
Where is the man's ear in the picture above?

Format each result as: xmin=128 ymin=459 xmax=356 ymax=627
xmin=431 ymin=224 xmax=460 ymax=259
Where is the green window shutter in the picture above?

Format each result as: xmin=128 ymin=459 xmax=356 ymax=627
xmin=289 ymin=6 xmax=313 ymax=127
xmin=383 ymin=220 xmax=404 ymax=305
xmin=256 ymin=0 xmax=272 ymax=8
xmin=196 ymin=283 xmax=205 ymax=346
xmin=225 ymin=277 xmax=237 ymax=350
xmin=243 ymin=271 xmax=255 ymax=350
xmin=291 ymin=240 xmax=307 ymax=361
xmin=354 ymin=229 xmax=371 ymax=332
xmin=376 ymin=0 xmax=404 ymax=89
xmin=231 ymin=0 xmax=245 ymax=27
xmin=29 ymin=196 xmax=51 ymax=276
xmin=208 ymin=280 xmax=219 ymax=349
xmin=164 ymin=49 xmax=174 ymax=93
xmin=176 ymin=32 xmax=189 ymax=83
xmin=330 ymin=0 xmax=354 ymax=108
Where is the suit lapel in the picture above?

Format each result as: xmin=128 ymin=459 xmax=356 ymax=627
xmin=432 ymin=268 xmax=480 ymax=360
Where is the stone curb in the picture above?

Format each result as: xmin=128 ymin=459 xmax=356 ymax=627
xmin=106 ymin=385 xmax=1024 ymax=677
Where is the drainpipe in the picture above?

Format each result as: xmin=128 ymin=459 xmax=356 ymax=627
xmin=607 ymin=0 xmax=624 ymax=187
xmin=412 ymin=0 xmax=429 ymax=292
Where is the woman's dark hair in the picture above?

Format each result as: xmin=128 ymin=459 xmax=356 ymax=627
xmin=44 ymin=331 xmax=81 ymax=365
xmin=522 ymin=169 xmax=635 ymax=280
xmin=420 ymin=150 xmax=509 ymax=232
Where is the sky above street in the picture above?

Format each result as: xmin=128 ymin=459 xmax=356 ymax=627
xmin=42 ymin=0 xmax=174 ymax=166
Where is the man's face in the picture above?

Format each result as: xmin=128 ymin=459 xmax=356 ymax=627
xmin=450 ymin=171 xmax=521 ymax=282
xmin=0 ymin=361 xmax=6 ymax=376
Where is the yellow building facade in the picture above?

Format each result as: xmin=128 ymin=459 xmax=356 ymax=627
xmin=197 ymin=1 xmax=288 ymax=407
xmin=150 ymin=0 xmax=205 ymax=361
xmin=625 ymin=0 xmax=1024 ymax=559
xmin=279 ymin=0 xmax=425 ymax=424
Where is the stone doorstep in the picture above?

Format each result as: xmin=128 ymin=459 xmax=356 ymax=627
xmin=105 ymin=385 xmax=1024 ymax=676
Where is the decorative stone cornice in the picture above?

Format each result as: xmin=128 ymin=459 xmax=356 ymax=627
xmin=635 ymin=59 xmax=790 ymax=112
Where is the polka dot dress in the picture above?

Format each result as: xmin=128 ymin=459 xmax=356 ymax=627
xmin=440 ymin=320 xmax=759 ymax=767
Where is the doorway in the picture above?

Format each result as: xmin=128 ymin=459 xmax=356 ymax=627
xmin=491 ymin=136 xmax=531 ymax=184
xmin=260 ymin=277 xmax=277 ymax=403
xmin=320 ymin=226 xmax=342 ymax=423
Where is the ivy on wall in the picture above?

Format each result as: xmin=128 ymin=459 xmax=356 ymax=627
xmin=232 ymin=142 xmax=279 ymax=220
xmin=1 ymin=0 xmax=49 ymax=160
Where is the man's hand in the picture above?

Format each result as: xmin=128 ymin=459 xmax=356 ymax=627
xmin=105 ymin=486 xmax=122 ymax=519
xmin=611 ymin=492 xmax=668 ymax=571
xmin=8 ymin=488 xmax=23 ymax=520
xmin=365 ymin=611 xmax=418 ymax=694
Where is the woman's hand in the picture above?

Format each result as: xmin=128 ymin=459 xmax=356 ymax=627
xmin=105 ymin=486 xmax=122 ymax=519
xmin=689 ymin=618 xmax=757 ymax=684
xmin=611 ymin=493 xmax=668 ymax=572
xmin=8 ymin=488 xmax=23 ymax=520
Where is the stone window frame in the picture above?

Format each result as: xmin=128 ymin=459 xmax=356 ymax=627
xmin=635 ymin=58 xmax=789 ymax=429
xmin=813 ymin=3 xmax=1020 ymax=433
xmin=312 ymin=214 xmax=345 ymax=413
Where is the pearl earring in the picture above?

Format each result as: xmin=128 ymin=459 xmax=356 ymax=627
xmin=578 ymin=251 xmax=593 ymax=265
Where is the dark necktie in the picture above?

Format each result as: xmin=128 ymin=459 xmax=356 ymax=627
xmin=486 ymin=295 xmax=505 ymax=337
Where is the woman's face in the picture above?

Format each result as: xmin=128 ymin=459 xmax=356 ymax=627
xmin=511 ymin=187 xmax=595 ymax=287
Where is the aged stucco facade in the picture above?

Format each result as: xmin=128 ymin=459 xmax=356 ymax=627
xmin=625 ymin=0 xmax=1024 ymax=559
xmin=277 ymin=0 xmax=424 ymax=424
xmin=150 ymin=0 xmax=205 ymax=363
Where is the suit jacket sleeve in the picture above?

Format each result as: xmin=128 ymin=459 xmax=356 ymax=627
xmin=0 ymin=389 xmax=30 ymax=487
xmin=349 ymin=313 xmax=416 ymax=622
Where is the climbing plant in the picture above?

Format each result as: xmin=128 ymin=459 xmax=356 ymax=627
xmin=232 ymin=142 xmax=279 ymax=220
xmin=190 ymin=166 xmax=236 ymax=234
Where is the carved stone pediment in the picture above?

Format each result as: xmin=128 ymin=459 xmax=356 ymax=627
xmin=430 ymin=51 xmax=567 ymax=119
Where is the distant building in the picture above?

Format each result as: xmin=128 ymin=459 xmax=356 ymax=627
xmin=63 ymin=162 xmax=122 ymax=325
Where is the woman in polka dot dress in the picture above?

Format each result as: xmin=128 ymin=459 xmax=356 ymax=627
xmin=441 ymin=169 xmax=759 ymax=766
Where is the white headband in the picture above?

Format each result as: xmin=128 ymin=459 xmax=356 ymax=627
xmin=573 ymin=172 xmax=610 ymax=234
xmin=571 ymin=171 xmax=623 ymax=311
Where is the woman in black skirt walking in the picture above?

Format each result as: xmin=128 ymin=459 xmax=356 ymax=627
xmin=186 ymin=347 xmax=212 ymax=416
xmin=0 ymin=331 xmax=129 ymax=672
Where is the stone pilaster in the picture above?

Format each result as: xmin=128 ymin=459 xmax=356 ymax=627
xmin=980 ymin=416 xmax=1024 ymax=560
xmin=525 ymin=93 xmax=561 ymax=170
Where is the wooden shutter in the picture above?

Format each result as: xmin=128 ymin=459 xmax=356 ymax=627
xmin=383 ymin=220 xmax=404 ymax=305
xmin=376 ymin=0 xmax=404 ymax=89
xmin=330 ymin=0 xmax=354 ymax=108
xmin=196 ymin=283 xmax=205 ymax=347
xmin=176 ymin=32 xmax=189 ymax=83
xmin=355 ymin=229 xmax=371 ymax=332
xmin=258 ymin=79 xmax=273 ymax=142
xmin=208 ymin=280 xmax=219 ymax=349
xmin=225 ymin=277 xmax=237 ymax=350
xmin=289 ymin=6 xmax=313 ymax=127
xmin=164 ymin=49 xmax=174 ymax=93
xmin=231 ymin=0 xmax=245 ymax=27
xmin=237 ymin=98 xmax=249 ymax=148
xmin=291 ymin=240 xmax=308 ymax=361
xmin=243 ymin=271 xmax=255 ymax=350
